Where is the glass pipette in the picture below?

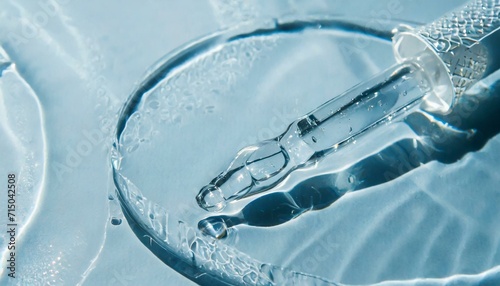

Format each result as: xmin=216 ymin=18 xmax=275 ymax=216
xmin=197 ymin=0 xmax=500 ymax=212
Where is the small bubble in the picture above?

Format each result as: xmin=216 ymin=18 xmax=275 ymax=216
xmin=172 ymin=114 xmax=182 ymax=124
xmin=348 ymin=175 xmax=355 ymax=184
xmin=148 ymin=100 xmax=160 ymax=110
xmin=160 ymin=109 xmax=170 ymax=121
xmin=127 ymin=143 xmax=139 ymax=153
xmin=111 ymin=217 xmax=122 ymax=225
xmin=108 ymin=194 xmax=114 ymax=200
xmin=205 ymin=105 xmax=215 ymax=113
xmin=349 ymin=126 xmax=353 ymax=133
xmin=149 ymin=213 xmax=155 ymax=220
xmin=312 ymin=136 xmax=317 ymax=143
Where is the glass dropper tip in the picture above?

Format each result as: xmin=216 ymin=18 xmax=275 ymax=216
xmin=196 ymin=184 xmax=226 ymax=212
xmin=196 ymin=62 xmax=432 ymax=212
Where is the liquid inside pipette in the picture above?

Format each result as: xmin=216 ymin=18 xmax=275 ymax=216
xmin=196 ymin=61 xmax=433 ymax=212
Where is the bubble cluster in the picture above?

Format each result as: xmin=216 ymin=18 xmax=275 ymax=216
xmin=118 ymin=37 xmax=277 ymax=154
xmin=114 ymin=173 xmax=338 ymax=285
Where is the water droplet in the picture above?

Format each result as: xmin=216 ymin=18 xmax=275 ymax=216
xmin=111 ymin=217 xmax=122 ymax=225
xmin=198 ymin=217 xmax=228 ymax=239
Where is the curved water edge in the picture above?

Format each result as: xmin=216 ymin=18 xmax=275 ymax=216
xmin=0 ymin=47 xmax=48 ymax=281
